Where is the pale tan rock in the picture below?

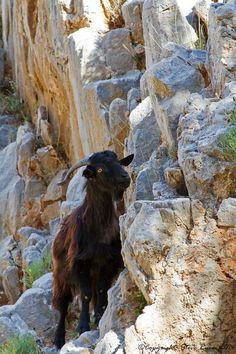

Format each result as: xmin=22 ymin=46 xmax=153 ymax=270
xmin=217 ymin=198 xmax=236 ymax=227
xmin=0 ymin=142 xmax=25 ymax=236
xmin=207 ymin=2 xmax=236 ymax=96
xmin=40 ymin=201 xmax=61 ymax=227
xmin=42 ymin=169 xmax=68 ymax=204
xmin=122 ymin=0 xmax=144 ymax=44
xmin=120 ymin=198 xmax=236 ymax=352
xmin=142 ymin=0 xmax=197 ymax=68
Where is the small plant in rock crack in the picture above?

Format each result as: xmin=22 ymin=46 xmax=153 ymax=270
xmin=218 ymin=109 xmax=236 ymax=163
xmin=134 ymin=290 xmax=147 ymax=317
xmin=0 ymin=335 xmax=40 ymax=354
xmin=23 ymin=252 xmax=52 ymax=289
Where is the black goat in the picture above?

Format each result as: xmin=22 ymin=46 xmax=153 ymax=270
xmin=52 ymin=150 xmax=133 ymax=349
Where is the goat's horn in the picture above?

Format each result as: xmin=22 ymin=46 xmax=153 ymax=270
xmin=58 ymin=157 xmax=91 ymax=185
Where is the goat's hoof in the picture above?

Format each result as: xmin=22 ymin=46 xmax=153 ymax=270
xmin=76 ymin=323 xmax=90 ymax=335
xmin=54 ymin=335 xmax=65 ymax=350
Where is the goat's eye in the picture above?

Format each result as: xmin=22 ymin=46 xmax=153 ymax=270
xmin=97 ymin=168 xmax=103 ymax=173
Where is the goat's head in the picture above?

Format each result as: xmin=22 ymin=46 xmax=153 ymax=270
xmin=59 ymin=150 xmax=134 ymax=201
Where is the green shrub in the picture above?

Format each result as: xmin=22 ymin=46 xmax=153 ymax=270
xmin=0 ymin=92 xmax=24 ymax=115
xmin=218 ymin=109 xmax=236 ymax=163
xmin=0 ymin=335 xmax=39 ymax=354
xmin=24 ymin=252 xmax=52 ymax=289
xmin=134 ymin=291 xmax=147 ymax=317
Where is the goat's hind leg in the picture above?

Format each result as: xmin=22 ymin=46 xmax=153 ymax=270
xmin=53 ymin=290 xmax=72 ymax=349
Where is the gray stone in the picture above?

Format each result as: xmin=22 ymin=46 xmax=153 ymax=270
xmin=94 ymin=331 xmax=124 ymax=354
xmin=22 ymin=246 xmax=42 ymax=266
xmin=60 ymin=330 xmax=99 ymax=353
xmin=0 ymin=142 xmax=25 ymax=236
xmin=103 ymin=28 xmax=136 ymax=75
xmin=122 ymin=0 xmax=144 ymax=44
xmin=36 ymin=106 xmax=53 ymax=146
xmin=0 ymin=124 xmax=17 ymax=150
xmin=0 ymin=49 xmax=4 ymax=84
xmin=109 ymin=98 xmax=129 ymax=157
xmin=43 ymin=169 xmax=68 ymax=203
xmin=81 ymin=71 xmax=142 ymax=154
xmin=0 ymin=316 xmax=21 ymax=344
xmin=120 ymin=198 xmax=236 ymax=350
xmin=127 ymin=88 xmax=141 ymax=113
xmin=178 ymin=91 xmax=236 ymax=208
xmin=0 ymin=313 xmax=36 ymax=345
xmin=126 ymin=97 xmax=161 ymax=170
xmin=32 ymin=273 xmax=53 ymax=291
xmin=2 ymin=266 xmax=21 ymax=304
xmin=14 ymin=287 xmax=58 ymax=339
xmin=16 ymin=125 xmax=35 ymax=177
xmin=207 ymin=2 xmax=236 ymax=95
xmin=26 ymin=233 xmax=45 ymax=247
xmin=49 ymin=218 xmax=61 ymax=238
xmin=99 ymin=269 xmax=141 ymax=339
xmin=217 ymin=198 xmax=236 ymax=226
xmin=144 ymin=48 xmax=206 ymax=149
xmin=142 ymin=0 xmax=197 ymax=68
xmin=16 ymin=227 xmax=49 ymax=248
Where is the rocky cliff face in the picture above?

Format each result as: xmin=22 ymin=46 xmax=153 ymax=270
xmin=1 ymin=0 xmax=236 ymax=353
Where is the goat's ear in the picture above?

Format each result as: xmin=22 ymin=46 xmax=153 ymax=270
xmin=119 ymin=154 xmax=134 ymax=166
xmin=82 ymin=166 xmax=96 ymax=179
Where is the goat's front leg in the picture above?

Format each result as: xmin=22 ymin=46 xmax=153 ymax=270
xmin=77 ymin=270 xmax=92 ymax=334
xmin=94 ymin=267 xmax=114 ymax=325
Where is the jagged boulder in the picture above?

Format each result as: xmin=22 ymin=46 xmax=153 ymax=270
xmin=0 ymin=286 xmax=58 ymax=342
xmin=142 ymin=0 xmax=197 ymax=68
xmin=207 ymin=1 xmax=236 ymax=95
xmin=144 ymin=45 xmax=206 ymax=150
xmin=0 ymin=142 xmax=25 ymax=236
xmin=120 ymin=198 xmax=236 ymax=352
xmin=178 ymin=88 xmax=236 ymax=209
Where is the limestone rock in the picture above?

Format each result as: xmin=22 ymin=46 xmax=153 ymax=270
xmin=127 ymin=88 xmax=141 ymax=113
xmin=60 ymin=168 xmax=86 ymax=217
xmin=43 ymin=169 xmax=68 ymax=204
xmin=0 ymin=313 xmax=36 ymax=345
xmin=144 ymin=47 xmax=206 ymax=149
xmin=122 ymin=0 xmax=144 ymax=44
xmin=60 ymin=331 xmax=99 ymax=354
xmin=120 ymin=198 xmax=236 ymax=351
xmin=0 ymin=287 xmax=58 ymax=341
xmin=164 ymin=165 xmax=187 ymax=195
xmin=16 ymin=124 xmax=35 ymax=177
xmin=103 ymin=28 xmax=136 ymax=76
xmin=2 ymin=266 xmax=21 ymax=304
xmin=99 ymin=269 xmax=142 ymax=339
xmin=0 ymin=123 xmax=17 ymax=150
xmin=142 ymin=0 xmax=197 ymax=68
xmin=94 ymin=331 xmax=124 ymax=354
xmin=0 ymin=49 xmax=4 ymax=84
xmin=178 ymin=90 xmax=236 ymax=209
xmin=0 ymin=142 xmax=25 ymax=236
xmin=41 ymin=201 xmax=61 ymax=226
xmin=36 ymin=145 xmax=65 ymax=183
xmin=81 ymin=71 xmax=141 ymax=155
xmin=36 ymin=106 xmax=53 ymax=146
xmin=109 ymin=98 xmax=129 ymax=158
xmin=16 ymin=227 xmax=49 ymax=248
xmin=217 ymin=198 xmax=236 ymax=226
xmin=207 ymin=2 xmax=236 ymax=95
xmin=126 ymin=97 xmax=161 ymax=170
